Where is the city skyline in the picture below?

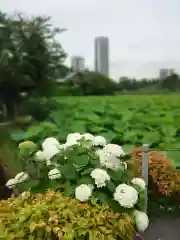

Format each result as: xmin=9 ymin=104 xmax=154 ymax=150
xmin=1 ymin=0 xmax=180 ymax=80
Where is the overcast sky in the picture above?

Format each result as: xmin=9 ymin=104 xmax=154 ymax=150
xmin=1 ymin=0 xmax=180 ymax=79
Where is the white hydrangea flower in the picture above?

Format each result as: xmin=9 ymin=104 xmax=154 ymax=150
xmin=131 ymin=178 xmax=146 ymax=190
xmin=81 ymin=133 xmax=94 ymax=142
xmin=64 ymin=133 xmax=82 ymax=148
xmin=96 ymin=149 xmax=121 ymax=170
xmin=90 ymin=168 xmax=110 ymax=188
xmin=75 ymin=184 xmax=93 ymax=201
xmin=64 ymin=139 xmax=79 ymax=149
xmin=103 ymin=144 xmax=125 ymax=157
xmin=48 ymin=168 xmax=61 ymax=180
xmin=42 ymin=137 xmax=60 ymax=150
xmin=93 ymin=136 xmax=107 ymax=146
xmin=36 ymin=146 xmax=60 ymax=166
xmin=35 ymin=150 xmax=46 ymax=162
xmin=114 ymin=183 xmax=138 ymax=208
xmin=6 ymin=178 xmax=18 ymax=189
xmin=67 ymin=133 xmax=82 ymax=142
xmin=134 ymin=210 xmax=149 ymax=232
xmin=15 ymin=172 xmax=29 ymax=183
xmin=44 ymin=146 xmax=60 ymax=159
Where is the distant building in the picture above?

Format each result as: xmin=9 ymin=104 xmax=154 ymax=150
xmin=71 ymin=56 xmax=85 ymax=72
xmin=159 ymin=68 xmax=175 ymax=79
xmin=94 ymin=36 xmax=109 ymax=77
xmin=169 ymin=68 xmax=175 ymax=76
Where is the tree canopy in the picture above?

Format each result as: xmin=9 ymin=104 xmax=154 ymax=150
xmin=0 ymin=12 xmax=67 ymax=118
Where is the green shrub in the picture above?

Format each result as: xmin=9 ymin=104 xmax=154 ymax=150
xmin=53 ymin=85 xmax=82 ymax=96
xmin=25 ymin=97 xmax=60 ymax=121
xmin=0 ymin=191 xmax=134 ymax=240
xmin=5 ymin=133 xmax=149 ymax=234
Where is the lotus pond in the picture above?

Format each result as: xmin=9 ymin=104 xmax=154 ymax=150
xmin=10 ymin=94 xmax=180 ymax=167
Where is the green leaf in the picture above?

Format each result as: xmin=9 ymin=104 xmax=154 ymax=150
xmin=69 ymin=121 xmax=86 ymax=132
xmin=123 ymin=144 xmax=134 ymax=154
xmin=80 ymin=168 xmax=94 ymax=176
xmin=100 ymin=131 xmax=116 ymax=141
xmin=106 ymin=180 xmax=116 ymax=192
xmin=108 ymin=199 xmax=130 ymax=213
xmin=73 ymin=154 xmax=89 ymax=167
xmin=60 ymin=164 xmax=77 ymax=180
xmin=10 ymin=130 xmax=27 ymax=141
xmin=93 ymin=191 xmax=108 ymax=204
xmin=26 ymin=125 xmax=44 ymax=138
xmin=78 ymin=176 xmax=94 ymax=185
xmin=41 ymin=122 xmax=58 ymax=131
xmin=108 ymin=169 xmax=124 ymax=183
xmin=76 ymin=147 xmax=89 ymax=155
xmin=64 ymin=181 xmax=76 ymax=196
xmin=136 ymin=190 xmax=146 ymax=211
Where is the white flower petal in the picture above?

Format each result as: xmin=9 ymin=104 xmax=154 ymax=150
xmin=90 ymin=168 xmax=110 ymax=188
xmin=103 ymin=144 xmax=125 ymax=157
xmin=114 ymin=183 xmax=138 ymax=208
xmin=67 ymin=133 xmax=82 ymax=142
xmin=35 ymin=150 xmax=46 ymax=162
xmin=134 ymin=210 xmax=149 ymax=232
xmin=81 ymin=133 xmax=94 ymax=142
xmin=6 ymin=178 xmax=18 ymax=189
xmin=42 ymin=137 xmax=60 ymax=150
xmin=75 ymin=184 xmax=93 ymax=201
xmin=93 ymin=136 xmax=107 ymax=146
xmin=35 ymin=147 xmax=60 ymax=165
xmin=131 ymin=178 xmax=146 ymax=190
xmin=96 ymin=149 xmax=121 ymax=170
xmin=48 ymin=168 xmax=61 ymax=180
xmin=15 ymin=172 xmax=29 ymax=183
xmin=64 ymin=139 xmax=79 ymax=148
xmin=43 ymin=146 xmax=60 ymax=161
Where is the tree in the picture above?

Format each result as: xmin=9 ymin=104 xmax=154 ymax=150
xmin=0 ymin=12 xmax=67 ymax=119
xmin=161 ymin=73 xmax=180 ymax=91
xmin=67 ymin=71 xmax=116 ymax=95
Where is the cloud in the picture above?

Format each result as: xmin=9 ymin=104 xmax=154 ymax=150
xmin=1 ymin=0 xmax=180 ymax=79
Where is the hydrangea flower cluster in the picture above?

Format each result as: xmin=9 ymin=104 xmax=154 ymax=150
xmin=6 ymin=132 xmax=149 ymax=232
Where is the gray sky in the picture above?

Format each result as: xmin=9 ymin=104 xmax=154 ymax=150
xmin=1 ymin=0 xmax=180 ymax=79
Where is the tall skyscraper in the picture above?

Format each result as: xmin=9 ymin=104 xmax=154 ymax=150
xmin=71 ymin=56 xmax=85 ymax=72
xmin=94 ymin=36 xmax=109 ymax=77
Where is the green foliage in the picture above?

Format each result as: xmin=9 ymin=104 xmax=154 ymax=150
xmin=0 ymin=127 xmax=22 ymax=176
xmin=9 ymin=94 xmax=180 ymax=165
xmin=66 ymin=71 xmax=116 ymax=95
xmin=0 ymin=191 xmax=134 ymax=240
xmin=0 ymin=11 xmax=68 ymax=119
xmin=12 ymin=137 xmax=145 ymax=215
xmin=161 ymin=73 xmax=180 ymax=91
xmin=24 ymin=97 xmax=61 ymax=121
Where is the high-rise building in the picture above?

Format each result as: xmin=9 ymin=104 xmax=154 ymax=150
xmin=94 ymin=36 xmax=109 ymax=77
xmin=71 ymin=56 xmax=85 ymax=72
xmin=159 ymin=68 xmax=175 ymax=79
